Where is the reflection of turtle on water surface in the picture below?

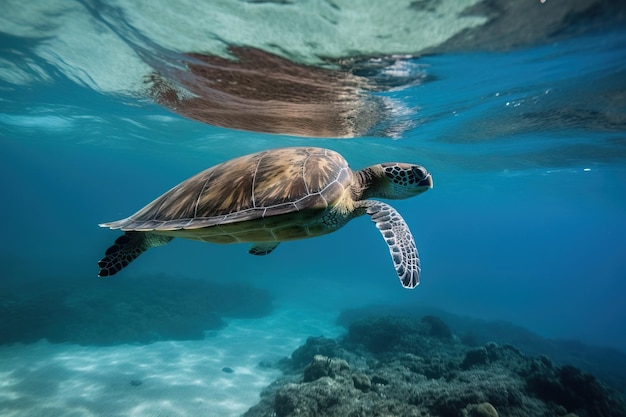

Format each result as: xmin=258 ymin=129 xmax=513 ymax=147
xmin=97 ymin=147 xmax=433 ymax=288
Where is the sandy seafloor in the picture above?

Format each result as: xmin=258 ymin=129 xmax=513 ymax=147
xmin=0 ymin=306 xmax=345 ymax=417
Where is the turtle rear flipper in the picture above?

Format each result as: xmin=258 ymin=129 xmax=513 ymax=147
xmin=98 ymin=232 xmax=173 ymax=277
xmin=249 ymin=241 xmax=280 ymax=255
xmin=360 ymin=200 xmax=420 ymax=289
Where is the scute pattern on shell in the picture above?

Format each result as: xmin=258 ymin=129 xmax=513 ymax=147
xmin=103 ymin=147 xmax=353 ymax=231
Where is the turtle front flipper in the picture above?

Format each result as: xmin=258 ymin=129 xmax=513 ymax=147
xmin=360 ymin=200 xmax=420 ymax=289
xmin=98 ymin=232 xmax=173 ymax=277
xmin=249 ymin=242 xmax=280 ymax=256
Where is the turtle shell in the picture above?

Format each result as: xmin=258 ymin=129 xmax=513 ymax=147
xmin=102 ymin=147 xmax=354 ymax=231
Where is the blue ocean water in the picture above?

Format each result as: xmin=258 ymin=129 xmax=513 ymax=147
xmin=1 ymin=1 xmax=626 ymax=415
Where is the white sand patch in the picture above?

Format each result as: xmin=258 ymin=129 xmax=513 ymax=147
xmin=0 ymin=307 xmax=344 ymax=417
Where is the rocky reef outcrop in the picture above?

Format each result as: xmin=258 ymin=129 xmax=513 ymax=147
xmin=245 ymin=315 xmax=626 ymax=417
xmin=0 ymin=274 xmax=273 ymax=345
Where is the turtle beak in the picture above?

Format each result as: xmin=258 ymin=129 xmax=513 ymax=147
xmin=414 ymin=167 xmax=433 ymax=189
xmin=404 ymin=165 xmax=432 ymax=196
xmin=419 ymin=173 xmax=433 ymax=189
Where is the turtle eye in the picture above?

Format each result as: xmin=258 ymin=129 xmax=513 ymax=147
xmin=411 ymin=166 xmax=427 ymax=180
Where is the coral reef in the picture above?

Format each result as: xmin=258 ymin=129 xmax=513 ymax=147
xmin=0 ymin=274 xmax=272 ymax=345
xmin=244 ymin=315 xmax=626 ymax=417
xmin=338 ymin=304 xmax=626 ymax=397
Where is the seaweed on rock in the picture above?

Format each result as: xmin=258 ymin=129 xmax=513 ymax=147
xmin=244 ymin=315 xmax=626 ymax=417
xmin=337 ymin=304 xmax=626 ymax=397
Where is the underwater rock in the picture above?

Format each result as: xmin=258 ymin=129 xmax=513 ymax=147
xmin=526 ymin=362 xmax=626 ymax=417
xmin=464 ymin=402 xmax=498 ymax=417
xmin=0 ymin=274 xmax=273 ymax=346
xmin=461 ymin=347 xmax=489 ymax=370
xmin=370 ymin=375 xmax=390 ymax=386
xmin=351 ymin=373 xmax=371 ymax=392
xmin=244 ymin=315 xmax=626 ymax=417
xmin=421 ymin=314 xmax=454 ymax=340
xmin=273 ymin=378 xmax=348 ymax=417
xmin=290 ymin=336 xmax=355 ymax=369
xmin=337 ymin=304 xmax=626 ymax=398
xmin=303 ymin=355 xmax=349 ymax=383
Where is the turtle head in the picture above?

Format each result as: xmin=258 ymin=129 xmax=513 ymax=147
xmin=358 ymin=163 xmax=433 ymax=200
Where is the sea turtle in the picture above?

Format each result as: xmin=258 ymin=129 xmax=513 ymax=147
xmin=97 ymin=147 xmax=433 ymax=288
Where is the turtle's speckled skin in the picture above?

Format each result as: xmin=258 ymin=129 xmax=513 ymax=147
xmin=98 ymin=147 xmax=432 ymax=288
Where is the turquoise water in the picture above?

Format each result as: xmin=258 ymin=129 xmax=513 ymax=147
xmin=1 ymin=1 xmax=626 ymax=415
